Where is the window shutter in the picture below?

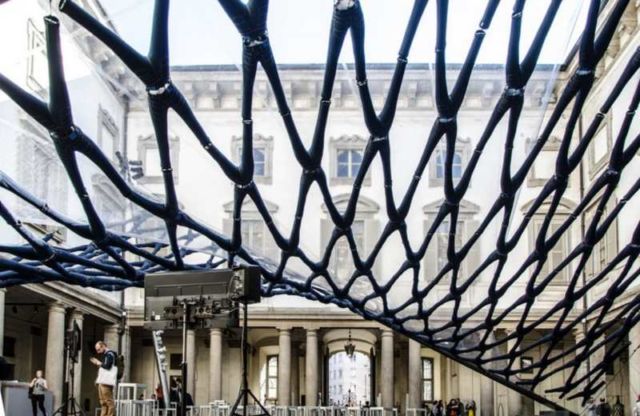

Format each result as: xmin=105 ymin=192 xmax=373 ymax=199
xmin=464 ymin=220 xmax=481 ymax=281
xmin=605 ymin=216 xmax=618 ymax=265
xmin=423 ymin=219 xmax=438 ymax=282
xmin=320 ymin=218 xmax=333 ymax=259
xmin=584 ymin=246 xmax=594 ymax=279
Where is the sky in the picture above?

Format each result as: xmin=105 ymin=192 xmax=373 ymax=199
xmin=97 ymin=0 xmax=588 ymax=67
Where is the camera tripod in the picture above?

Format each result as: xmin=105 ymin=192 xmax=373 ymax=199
xmin=53 ymin=329 xmax=85 ymax=415
xmin=229 ymin=300 xmax=270 ymax=416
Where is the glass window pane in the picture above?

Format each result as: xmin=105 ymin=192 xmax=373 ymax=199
xmin=337 ymin=163 xmax=349 ymax=177
xmin=255 ymin=161 xmax=265 ymax=176
xmin=337 ymin=150 xmax=349 ymax=163
xmin=436 ymin=151 xmax=445 ymax=178
xmin=254 ymin=148 xmax=265 ymax=162
xmin=422 ymin=359 xmax=432 ymax=377
xmin=423 ymin=381 xmax=433 ymax=401
xmin=350 ymin=162 xmax=360 ymax=178
xmin=452 ymin=152 xmax=462 ymax=178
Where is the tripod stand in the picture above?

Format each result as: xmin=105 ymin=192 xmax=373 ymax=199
xmin=229 ymin=300 xmax=270 ymax=416
xmin=53 ymin=334 xmax=86 ymax=416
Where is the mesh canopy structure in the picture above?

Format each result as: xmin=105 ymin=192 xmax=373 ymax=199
xmin=1 ymin=0 xmax=640 ymax=412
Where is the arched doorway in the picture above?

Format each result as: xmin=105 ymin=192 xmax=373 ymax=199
xmin=327 ymin=351 xmax=371 ymax=406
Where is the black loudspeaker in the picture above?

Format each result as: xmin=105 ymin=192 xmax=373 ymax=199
xmin=66 ymin=320 xmax=82 ymax=363
xmin=229 ymin=266 xmax=261 ymax=304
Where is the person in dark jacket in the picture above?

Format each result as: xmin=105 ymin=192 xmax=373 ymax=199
xmin=597 ymin=398 xmax=611 ymax=416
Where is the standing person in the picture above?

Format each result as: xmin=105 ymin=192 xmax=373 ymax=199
xmin=585 ymin=397 xmax=597 ymax=416
xmin=632 ymin=395 xmax=640 ymax=416
xmin=89 ymin=341 xmax=118 ymax=416
xmin=466 ymin=400 xmax=476 ymax=416
xmin=155 ymin=383 xmax=165 ymax=409
xmin=432 ymin=400 xmax=444 ymax=416
xmin=596 ymin=398 xmax=611 ymax=416
xmin=29 ymin=370 xmax=47 ymax=416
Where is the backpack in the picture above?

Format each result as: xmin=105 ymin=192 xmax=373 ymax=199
xmin=116 ymin=354 xmax=125 ymax=380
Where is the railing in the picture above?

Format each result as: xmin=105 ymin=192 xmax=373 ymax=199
xmin=111 ymin=399 xmax=177 ymax=416
xmin=158 ymin=404 xmax=402 ymax=416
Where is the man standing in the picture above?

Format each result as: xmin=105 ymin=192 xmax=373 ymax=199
xmin=596 ymin=398 xmax=611 ymax=416
xmin=90 ymin=341 xmax=118 ymax=416
xmin=633 ymin=395 xmax=640 ymax=416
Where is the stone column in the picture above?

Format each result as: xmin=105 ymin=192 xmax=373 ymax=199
xmin=381 ymin=330 xmax=394 ymax=408
xmin=591 ymin=334 xmax=607 ymax=398
xmin=629 ymin=323 xmax=640 ymax=410
xmin=46 ymin=303 xmax=66 ymax=409
xmin=278 ymin=329 xmax=291 ymax=406
xmin=506 ymin=333 xmax=522 ymax=416
xmin=103 ymin=324 xmax=120 ymax=352
xmin=291 ymin=344 xmax=299 ymax=405
xmin=408 ymin=340 xmax=422 ymax=409
xmin=573 ymin=326 xmax=588 ymax=392
xmin=121 ymin=325 xmax=131 ymax=382
xmin=209 ymin=328 xmax=223 ymax=401
xmin=0 ymin=289 xmax=6 ymax=355
xmin=480 ymin=375 xmax=495 ymax=416
xmin=305 ymin=329 xmax=319 ymax=406
xmin=186 ymin=329 xmax=197 ymax=401
xmin=69 ymin=310 xmax=84 ymax=401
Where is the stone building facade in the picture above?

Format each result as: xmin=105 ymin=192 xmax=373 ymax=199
xmin=0 ymin=1 xmax=639 ymax=415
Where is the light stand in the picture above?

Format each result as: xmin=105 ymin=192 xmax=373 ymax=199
xmin=53 ymin=321 xmax=85 ymax=416
xmin=180 ymin=301 xmax=190 ymax=416
xmin=229 ymin=300 xmax=270 ymax=416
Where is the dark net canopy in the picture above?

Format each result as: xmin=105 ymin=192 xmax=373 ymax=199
xmin=1 ymin=0 xmax=639 ymax=412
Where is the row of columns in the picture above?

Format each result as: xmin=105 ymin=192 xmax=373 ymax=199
xmin=176 ymin=323 xmax=640 ymax=410
xmin=204 ymin=327 xmax=397 ymax=408
xmin=41 ymin=303 xmax=125 ymax=409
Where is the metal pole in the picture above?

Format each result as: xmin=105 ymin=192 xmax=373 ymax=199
xmin=242 ymin=301 xmax=248 ymax=416
xmin=181 ymin=302 xmax=188 ymax=416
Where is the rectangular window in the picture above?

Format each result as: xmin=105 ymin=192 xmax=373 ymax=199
xmin=337 ymin=149 xmax=363 ymax=178
xmin=435 ymin=150 xmax=463 ymax=179
xmin=26 ymin=19 xmax=47 ymax=93
xmin=435 ymin=220 xmax=463 ymax=273
xmin=254 ymin=147 xmax=266 ymax=177
xmin=422 ymin=358 xmax=434 ymax=402
xmin=584 ymin=201 xmax=618 ymax=279
xmin=267 ymin=355 xmax=278 ymax=399
xmin=170 ymin=353 xmax=182 ymax=370
xmin=241 ymin=219 xmax=266 ymax=254
xmin=531 ymin=218 xmax=570 ymax=282
xmin=97 ymin=108 xmax=119 ymax=162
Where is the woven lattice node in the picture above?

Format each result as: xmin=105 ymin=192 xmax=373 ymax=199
xmin=1 ymin=0 xmax=640 ymax=412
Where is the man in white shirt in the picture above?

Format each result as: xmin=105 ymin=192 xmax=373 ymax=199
xmin=90 ymin=341 xmax=118 ymax=416
xmin=632 ymin=395 xmax=640 ymax=416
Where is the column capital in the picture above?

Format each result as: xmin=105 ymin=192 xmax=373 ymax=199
xmin=306 ymin=328 xmax=318 ymax=336
xmin=279 ymin=328 xmax=292 ymax=335
xmin=277 ymin=325 xmax=293 ymax=332
xmin=71 ymin=309 xmax=84 ymax=320
xmin=381 ymin=329 xmax=394 ymax=337
xmin=49 ymin=302 xmax=66 ymax=314
xmin=209 ymin=327 xmax=223 ymax=335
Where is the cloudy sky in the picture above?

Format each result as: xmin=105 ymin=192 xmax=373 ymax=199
xmin=98 ymin=0 xmax=588 ymax=67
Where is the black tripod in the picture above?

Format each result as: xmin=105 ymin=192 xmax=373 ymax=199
xmin=53 ymin=331 xmax=86 ymax=416
xmin=229 ymin=301 xmax=270 ymax=416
